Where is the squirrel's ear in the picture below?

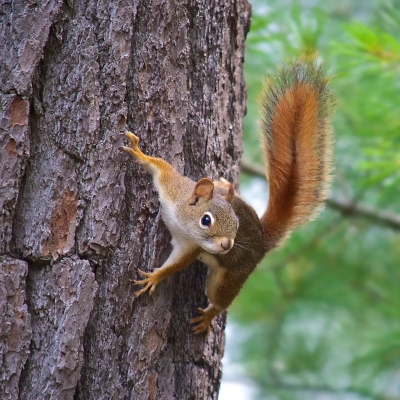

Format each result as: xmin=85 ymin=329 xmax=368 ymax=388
xmin=222 ymin=183 xmax=235 ymax=203
xmin=189 ymin=178 xmax=214 ymax=205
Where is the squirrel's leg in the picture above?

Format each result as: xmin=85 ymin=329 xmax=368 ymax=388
xmin=189 ymin=265 xmax=225 ymax=335
xmin=122 ymin=131 xmax=175 ymax=177
xmin=134 ymin=239 xmax=201 ymax=297
xmin=122 ymin=131 xmax=186 ymax=205
xmin=189 ymin=266 xmax=241 ymax=335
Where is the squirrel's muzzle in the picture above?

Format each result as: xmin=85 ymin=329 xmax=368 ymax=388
xmin=219 ymin=238 xmax=234 ymax=253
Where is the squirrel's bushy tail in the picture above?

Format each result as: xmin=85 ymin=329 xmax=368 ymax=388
xmin=260 ymin=53 xmax=334 ymax=252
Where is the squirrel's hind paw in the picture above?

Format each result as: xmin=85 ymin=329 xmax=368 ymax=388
xmin=189 ymin=307 xmax=215 ymax=336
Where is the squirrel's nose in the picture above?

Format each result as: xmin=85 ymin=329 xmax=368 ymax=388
xmin=221 ymin=239 xmax=233 ymax=251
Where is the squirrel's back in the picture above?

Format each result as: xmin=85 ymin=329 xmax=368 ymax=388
xmin=260 ymin=54 xmax=334 ymax=252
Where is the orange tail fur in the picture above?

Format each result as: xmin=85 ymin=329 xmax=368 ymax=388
xmin=260 ymin=54 xmax=334 ymax=252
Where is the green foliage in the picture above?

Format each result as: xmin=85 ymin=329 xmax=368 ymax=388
xmin=226 ymin=1 xmax=400 ymax=399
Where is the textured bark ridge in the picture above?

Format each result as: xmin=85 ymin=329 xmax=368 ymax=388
xmin=0 ymin=1 xmax=250 ymax=399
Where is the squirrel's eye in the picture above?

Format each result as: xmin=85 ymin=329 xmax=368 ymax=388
xmin=199 ymin=212 xmax=214 ymax=229
xmin=201 ymin=215 xmax=211 ymax=226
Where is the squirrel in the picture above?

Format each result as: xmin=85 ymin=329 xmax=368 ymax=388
xmin=122 ymin=54 xmax=334 ymax=335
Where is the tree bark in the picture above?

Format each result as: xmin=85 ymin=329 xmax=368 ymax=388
xmin=0 ymin=1 xmax=250 ymax=399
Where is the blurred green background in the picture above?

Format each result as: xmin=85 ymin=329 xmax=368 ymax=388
xmin=223 ymin=0 xmax=400 ymax=399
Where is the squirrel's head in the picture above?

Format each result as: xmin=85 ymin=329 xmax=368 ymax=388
xmin=187 ymin=178 xmax=238 ymax=255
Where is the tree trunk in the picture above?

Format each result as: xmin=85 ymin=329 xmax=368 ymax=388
xmin=0 ymin=1 xmax=250 ymax=399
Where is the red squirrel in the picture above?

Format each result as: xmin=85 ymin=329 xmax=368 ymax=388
xmin=122 ymin=54 xmax=334 ymax=335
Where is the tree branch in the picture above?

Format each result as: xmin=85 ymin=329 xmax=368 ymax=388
xmin=241 ymin=159 xmax=400 ymax=231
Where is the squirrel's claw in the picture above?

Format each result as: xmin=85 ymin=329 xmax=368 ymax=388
xmin=121 ymin=146 xmax=136 ymax=156
xmin=137 ymin=268 xmax=151 ymax=277
xmin=135 ymin=282 xmax=152 ymax=297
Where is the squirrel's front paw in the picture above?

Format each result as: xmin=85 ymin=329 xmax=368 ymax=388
xmin=121 ymin=131 xmax=140 ymax=156
xmin=133 ymin=268 xmax=161 ymax=297
xmin=125 ymin=131 xmax=139 ymax=147
xmin=189 ymin=308 xmax=213 ymax=336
